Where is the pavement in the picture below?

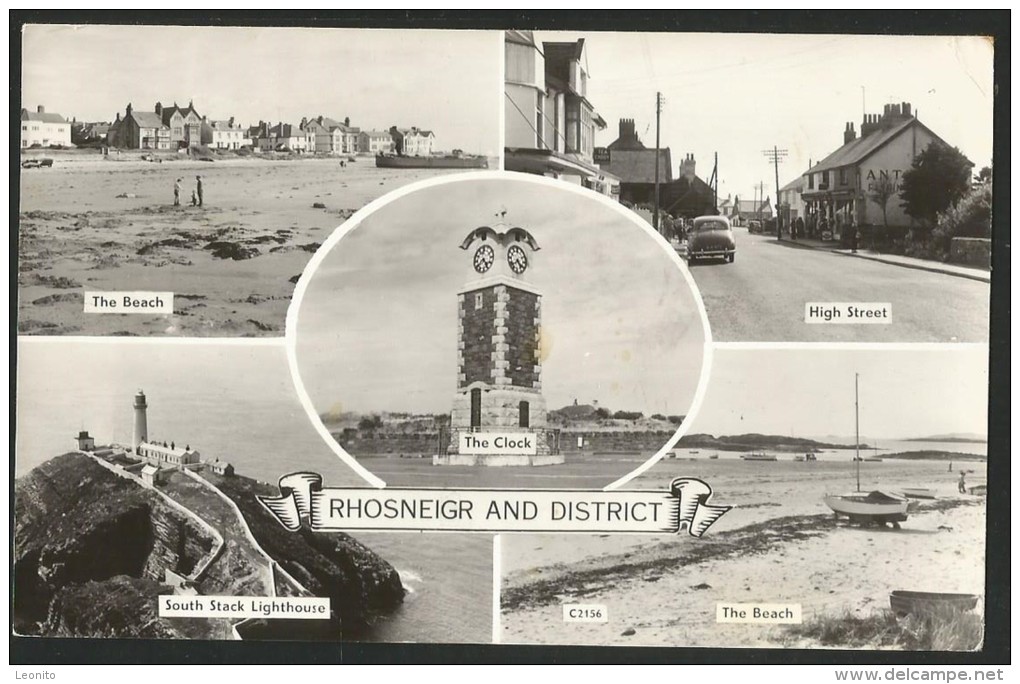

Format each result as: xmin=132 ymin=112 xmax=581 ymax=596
xmin=768 ymin=235 xmax=991 ymax=283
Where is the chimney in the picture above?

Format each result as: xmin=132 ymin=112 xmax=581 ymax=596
xmin=155 ymin=102 xmax=162 ymax=117
xmin=228 ymin=116 xmax=234 ymax=127
xmin=37 ymin=105 xmax=45 ymax=114
xmin=680 ymin=153 xmax=696 ymax=181
xmin=843 ymin=121 xmax=856 ymax=144
xmin=861 ymin=113 xmax=879 ymax=138
xmin=903 ymin=102 xmax=912 ymax=117
xmin=126 ymin=102 xmax=133 ymax=116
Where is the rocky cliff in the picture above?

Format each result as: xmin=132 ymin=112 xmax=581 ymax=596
xmin=14 ymin=453 xmax=215 ymax=637
xmin=15 ymin=452 xmax=405 ymax=641
xmin=206 ymin=472 xmax=405 ymax=638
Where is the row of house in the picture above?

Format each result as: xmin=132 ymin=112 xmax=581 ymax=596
xmin=775 ymin=101 xmax=955 ymax=240
xmin=42 ymin=99 xmax=437 ymax=156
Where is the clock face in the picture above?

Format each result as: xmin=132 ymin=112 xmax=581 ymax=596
xmin=507 ymin=245 xmax=528 ymax=274
xmin=473 ymin=244 xmax=494 ymax=273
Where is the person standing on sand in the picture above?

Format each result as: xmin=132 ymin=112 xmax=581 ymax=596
xmin=173 ymin=178 xmax=182 ymax=206
xmin=191 ymin=188 xmax=198 ymax=206
xmin=196 ymin=175 xmax=204 ymax=207
xmin=958 ymin=471 xmax=967 ymax=494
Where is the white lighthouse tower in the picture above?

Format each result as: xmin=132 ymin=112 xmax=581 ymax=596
xmin=132 ymin=390 xmax=148 ymax=451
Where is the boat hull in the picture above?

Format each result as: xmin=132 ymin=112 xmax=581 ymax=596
xmin=375 ymin=155 xmax=488 ymax=169
xmin=823 ymin=493 xmax=912 ymax=524
xmin=889 ymin=591 xmax=978 ymax=616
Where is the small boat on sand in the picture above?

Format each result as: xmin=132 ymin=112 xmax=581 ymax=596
xmin=824 ymin=490 xmax=915 ymax=527
xmin=823 ymin=374 xmax=915 ymax=528
xmin=900 ymin=487 xmax=937 ymax=500
xmin=889 ymin=591 xmax=979 ymax=616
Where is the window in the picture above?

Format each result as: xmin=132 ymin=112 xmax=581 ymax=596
xmin=519 ymin=401 xmax=530 ymax=428
xmin=839 ymin=168 xmax=848 ymax=185
xmin=475 ymin=293 xmax=484 ymax=310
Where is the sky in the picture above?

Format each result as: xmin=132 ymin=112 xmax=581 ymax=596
xmin=21 ymin=25 xmax=500 ymax=154
xmin=295 ymin=177 xmax=706 ymax=417
xmin=14 ymin=341 xmax=365 ymax=487
xmin=690 ymin=347 xmax=988 ymax=441
xmin=535 ymin=31 xmax=995 ymax=205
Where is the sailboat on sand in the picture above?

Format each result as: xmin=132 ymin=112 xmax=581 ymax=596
xmin=822 ymin=374 xmax=916 ymax=529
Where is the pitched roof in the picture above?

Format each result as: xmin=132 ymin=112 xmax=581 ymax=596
xmin=22 ymin=109 xmax=68 ymax=124
xmin=806 ymin=118 xmax=918 ymax=175
xmin=779 ymin=176 xmax=804 ymax=193
xmin=600 ymin=148 xmax=673 ymax=185
xmin=129 ymin=111 xmax=168 ymax=129
xmin=208 ymin=120 xmax=242 ymax=131
xmin=734 ymin=198 xmax=772 ymax=214
xmin=161 ymin=103 xmax=201 ymax=126
xmin=362 ymin=130 xmax=391 ymax=138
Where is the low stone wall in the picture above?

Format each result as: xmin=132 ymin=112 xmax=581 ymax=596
xmin=949 ymin=237 xmax=991 ymax=268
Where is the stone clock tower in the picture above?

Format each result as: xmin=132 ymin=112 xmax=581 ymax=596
xmin=434 ymin=221 xmax=563 ymax=466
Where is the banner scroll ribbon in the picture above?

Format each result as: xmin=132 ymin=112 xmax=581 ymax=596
xmin=258 ymin=473 xmax=731 ymax=537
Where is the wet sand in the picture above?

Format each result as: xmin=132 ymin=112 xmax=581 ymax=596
xmin=18 ymin=153 xmax=464 ymax=336
xmin=500 ymin=457 xmax=988 ymax=648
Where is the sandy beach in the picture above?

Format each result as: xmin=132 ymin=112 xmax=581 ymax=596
xmin=500 ymin=456 xmax=988 ymax=649
xmin=18 ymin=151 xmax=468 ymax=336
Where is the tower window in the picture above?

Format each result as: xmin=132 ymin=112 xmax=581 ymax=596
xmin=475 ymin=293 xmax=484 ymax=310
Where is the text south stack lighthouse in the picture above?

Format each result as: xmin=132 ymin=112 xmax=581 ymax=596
xmin=434 ymin=220 xmax=564 ymax=466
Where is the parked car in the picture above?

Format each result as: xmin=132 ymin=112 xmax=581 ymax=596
xmin=686 ymin=215 xmax=736 ymax=264
xmin=21 ymin=158 xmax=54 ymax=169
xmin=747 ymin=220 xmax=761 ymax=234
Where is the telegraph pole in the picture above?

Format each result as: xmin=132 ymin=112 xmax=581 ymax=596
xmin=713 ymin=152 xmax=719 ymax=213
xmin=654 ymin=92 xmax=663 ymax=233
xmin=763 ymin=146 xmax=788 ymax=239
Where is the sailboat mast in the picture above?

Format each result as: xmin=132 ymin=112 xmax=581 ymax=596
xmin=855 ymin=372 xmax=861 ymax=492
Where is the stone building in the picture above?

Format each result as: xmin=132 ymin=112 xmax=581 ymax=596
xmin=437 ymin=222 xmax=563 ymax=466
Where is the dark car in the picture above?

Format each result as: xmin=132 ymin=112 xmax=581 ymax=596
xmin=686 ymin=215 xmax=736 ymax=264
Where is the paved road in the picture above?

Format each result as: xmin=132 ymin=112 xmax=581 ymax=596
xmin=689 ymin=230 xmax=990 ymax=342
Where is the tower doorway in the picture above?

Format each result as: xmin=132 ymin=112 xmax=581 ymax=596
xmin=519 ymin=401 xmax=530 ymax=428
xmin=470 ymin=388 xmax=481 ymax=428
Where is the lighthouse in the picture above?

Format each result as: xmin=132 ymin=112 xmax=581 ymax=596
xmin=132 ymin=390 xmax=148 ymax=450
xmin=434 ymin=220 xmax=563 ymax=466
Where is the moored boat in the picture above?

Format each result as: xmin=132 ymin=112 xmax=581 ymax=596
xmin=741 ymin=451 xmax=777 ymax=461
xmin=375 ymin=154 xmax=488 ymax=169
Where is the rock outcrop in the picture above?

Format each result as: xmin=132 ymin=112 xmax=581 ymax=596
xmin=15 ymin=453 xmax=405 ymax=640
xmin=208 ymin=473 xmax=405 ymax=638
xmin=14 ymin=453 xmax=215 ymax=636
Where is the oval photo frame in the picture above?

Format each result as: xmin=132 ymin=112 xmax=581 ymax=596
xmin=285 ymin=171 xmax=713 ymax=490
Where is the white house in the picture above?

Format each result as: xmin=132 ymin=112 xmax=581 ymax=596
xmin=402 ymin=128 xmax=435 ymax=156
xmin=201 ymin=117 xmax=246 ymax=150
xmin=21 ymin=105 xmax=72 ymax=148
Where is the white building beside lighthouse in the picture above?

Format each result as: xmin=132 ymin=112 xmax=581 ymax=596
xmin=131 ymin=389 xmax=200 ymax=469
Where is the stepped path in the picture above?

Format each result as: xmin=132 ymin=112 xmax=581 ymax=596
xmin=161 ymin=469 xmax=275 ymax=597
